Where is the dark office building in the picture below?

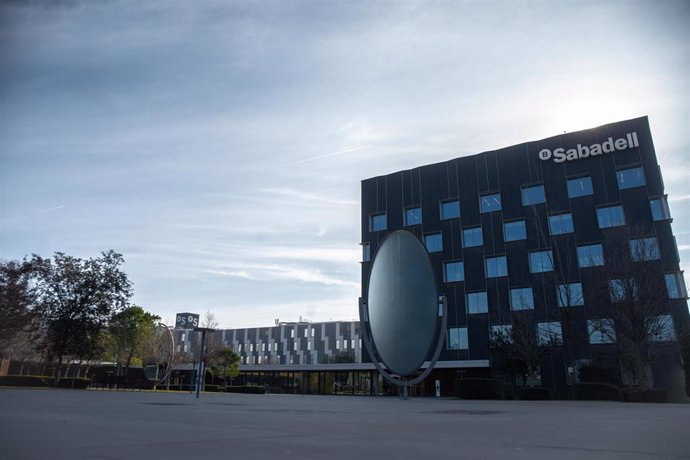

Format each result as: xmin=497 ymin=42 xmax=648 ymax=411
xmin=361 ymin=116 xmax=689 ymax=398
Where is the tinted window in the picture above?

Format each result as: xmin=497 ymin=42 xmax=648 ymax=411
xmin=440 ymin=200 xmax=460 ymax=220
xmin=549 ymin=213 xmax=574 ymax=235
xmin=448 ymin=327 xmax=468 ymax=350
xmin=504 ymin=220 xmax=526 ymax=242
xmin=510 ymin=287 xmax=534 ymax=311
xmin=370 ymin=213 xmax=387 ymax=231
xmin=480 ymin=193 xmax=502 ymax=213
xmin=537 ymin=322 xmax=563 ymax=346
xmin=467 ymin=292 xmax=488 ymax=314
xmin=567 ymin=176 xmax=593 ymax=198
xmin=578 ymin=244 xmax=604 ymax=267
xmin=463 ymin=227 xmax=483 ymax=247
xmin=597 ymin=205 xmax=625 ymax=229
xmin=650 ymin=198 xmax=671 ymax=221
xmin=617 ymin=166 xmax=646 ymax=190
xmin=588 ymin=319 xmax=616 ymax=344
xmin=529 ymin=250 xmax=554 ymax=273
xmin=521 ymin=184 xmax=546 ymax=206
xmin=665 ymin=273 xmax=687 ymax=299
xmin=630 ymin=237 xmax=660 ymax=261
xmin=363 ymin=243 xmax=370 ymax=262
xmin=424 ymin=233 xmax=443 ymax=253
xmin=405 ymin=207 xmax=422 ymax=226
xmin=485 ymin=256 xmax=508 ymax=278
xmin=444 ymin=261 xmax=464 ymax=282
xmin=557 ymin=283 xmax=584 ymax=307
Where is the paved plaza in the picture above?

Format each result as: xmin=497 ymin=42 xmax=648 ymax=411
xmin=1 ymin=388 xmax=689 ymax=459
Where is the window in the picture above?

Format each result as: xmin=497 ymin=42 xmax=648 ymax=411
xmin=577 ymin=244 xmax=604 ymax=267
xmin=609 ymin=278 xmax=639 ymax=303
xmin=480 ymin=193 xmax=502 ymax=213
xmin=510 ymin=287 xmax=534 ymax=311
xmin=405 ymin=207 xmax=422 ymax=226
xmin=616 ymin=166 xmax=646 ymax=190
xmin=588 ymin=319 xmax=616 ymax=344
xmin=440 ymin=200 xmax=460 ymax=220
xmin=665 ymin=273 xmax=687 ymax=299
xmin=257 ymin=356 xmax=262 ymax=364
xmin=304 ymin=328 xmax=309 ymax=338
xmin=293 ymin=342 xmax=297 ymax=351
xmin=567 ymin=176 xmax=593 ymax=198
xmin=491 ymin=325 xmax=512 ymax=341
xmin=336 ymin=340 xmax=340 ymax=350
xmin=537 ymin=322 xmax=563 ymax=346
xmin=503 ymin=221 xmax=526 ymax=243
xmin=342 ymin=340 xmax=348 ymax=350
xmin=290 ymin=329 xmax=295 ymax=338
xmin=307 ymin=342 xmax=311 ymax=351
xmin=485 ymin=256 xmax=508 ymax=278
xmin=630 ymin=237 xmax=660 ymax=261
xmin=597 ymin=205 xmax=625 ymax=229
xmin=651 ymin=315 xmax=676 ymax=342
xmin=529 ymin=250 xmax=554 ymax=273
xmin=448 ymin=327 xmax=468 ymax=350
xmin=444 ymin=261 xmax=464 ymax=283
xmin=463 ymin=227 xmax=483 ymax=247
xmin=370 ymin=212 xmax=387 ymax=231
xmin=261 ymin=343 xmax=265 ymax=352
xmin=557 ymin=282 xmax=584 ymax=307
xmin=467 ymin=292 xmax=488 ymax=314
xmin=521 ymin=184 xmax=546 ymax=206
xmin=549 ymin=213 xmax=574 ymax=235
xmin=362 ymin=243 xmax=370 ymax=262
xmin=249 ymin=344 xmax=254 ymax=352
xmin=650 ymin=197 xmax=671 ymax=221
xmin=424 ymin=233 xmax=443 ymax=253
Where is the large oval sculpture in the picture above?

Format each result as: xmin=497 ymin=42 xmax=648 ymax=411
xmin=366 ymin=230 xmax=438 ymax=377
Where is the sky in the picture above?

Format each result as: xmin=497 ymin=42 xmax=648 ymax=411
xmin=1 ymin=0 xmax=688 ymax=329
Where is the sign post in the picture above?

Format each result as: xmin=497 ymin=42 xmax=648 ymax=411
xmin=193 ymin=327 xmax=215 ymax=399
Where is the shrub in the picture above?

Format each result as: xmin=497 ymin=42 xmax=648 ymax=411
xmin=54 ymin=378 xmax=91 ymax=389
xmin=518 ymin=387 xmax=553 ymax=400
xmin=571 ymin=382 xmax=623 ymax=401
xmin=578 ymin=364 xmax=620 ymax=384
xmin=224 ymin=385 xmax=266 ymax=394
xmin=0 ymin=375 xmax=90 ymax=389
xmin=455 ymin=378 xmax=510 ymax=400
xmin=627 ymin=389 xmax=668 ymax=403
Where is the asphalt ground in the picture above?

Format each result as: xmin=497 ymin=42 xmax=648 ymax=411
xmin=1 ymin=388 xmax=689 ymax=460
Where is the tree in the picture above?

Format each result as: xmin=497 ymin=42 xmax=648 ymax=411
xmin=0 ymin=259 xmax=36 ymax=356
xmin=490 ymin=311 xmax=560 ymax=387
xmin=585 ymin=226 xmax=676 ymax=389
xmin=105 ymin=305 xmax=160 ymax=383
xmin=206 ymin=347 xmax=240 ymax=389
xmin=30 ymin=251 xmax=132 ymax=380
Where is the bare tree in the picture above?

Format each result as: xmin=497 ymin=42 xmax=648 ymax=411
xmin=585 ymin=226 xmax=675 ymax=389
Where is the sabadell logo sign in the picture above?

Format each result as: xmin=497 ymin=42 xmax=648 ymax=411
xmin=539 ymin=132 xmax=639 ymax=163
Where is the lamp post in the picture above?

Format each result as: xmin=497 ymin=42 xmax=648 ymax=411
xmin=193 ymin=327 xmax=215 ymax=399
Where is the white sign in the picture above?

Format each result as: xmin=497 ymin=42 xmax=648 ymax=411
xmin=435 ymin=379 xmax=441 ymax=398
xmin=539 ymin=132 xmax=639 ymax=164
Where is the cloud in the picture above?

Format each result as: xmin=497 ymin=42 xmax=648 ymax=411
xmin=205 ymin=263 xmax=357 ymax=288
xmin=39 ymin=205 xmax=65 ymax=213
xmin=260 ymin=188 xmax=358 ymax=207
xmin=668 ymin=194 xmax=690 ymax=203
xmin=291 ymin=145 xmax=371 ymax=165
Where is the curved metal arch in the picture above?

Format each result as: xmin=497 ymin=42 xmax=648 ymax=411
xmin=359 ymin=295 xmax=447 ymax=388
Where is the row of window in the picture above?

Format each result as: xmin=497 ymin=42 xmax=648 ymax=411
xmin=447 ymin=314 xmax=676 ymax=350
xmin=369 ymin=195 xmax=670 ymax=238
xmin=441 ymin=236 xmax=669 ymax=284
xmin=443 ymin=273 xmax=686 ymax=315
xmin=237 ymin=338 xmax=361 ymax=353
xmin=369 ymin=166 xmax=661 ymax=232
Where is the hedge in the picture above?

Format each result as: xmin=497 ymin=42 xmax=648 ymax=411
xmin=626 ymin=389 xmax=668 ymax=403
xmin=518 ymin=387 xmax=553 ymax=400
xmin=570 ymin=382 xmax=623 ymax=401
xmin=0 ymin=375 xmax=90 ymax=389
xmin=455 ymin=378 xmax=512 ymax=400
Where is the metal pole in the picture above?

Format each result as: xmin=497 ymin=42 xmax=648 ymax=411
xmin=195 ymin=330 xmax=207 ymax=399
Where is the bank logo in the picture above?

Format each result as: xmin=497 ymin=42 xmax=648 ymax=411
xmin=539 ymin=132 xmax=639 ymax=164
